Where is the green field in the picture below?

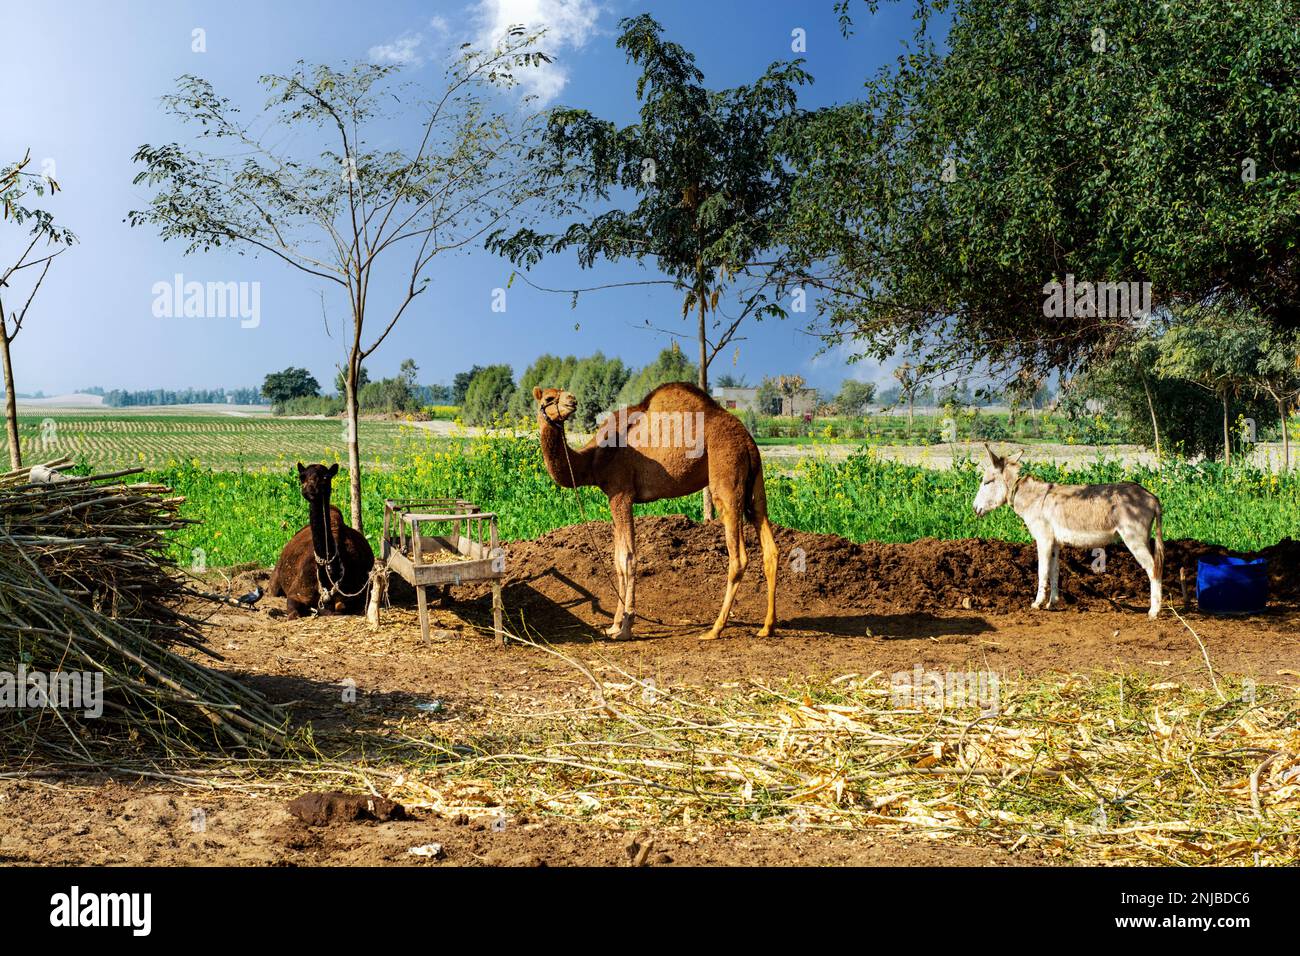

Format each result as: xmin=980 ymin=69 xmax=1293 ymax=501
xmin=9 ymin=410 xmax=1296 ymax=568
xmin=118 ymin=426 xmax=1300 ymax=570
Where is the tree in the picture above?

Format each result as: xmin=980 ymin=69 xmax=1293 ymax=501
xmin=755 ymin=377 xmax=782 ymax=416
xmin=335 ymin=365 xmax=369 ymax=398
xmin=262 ymin=367 xmax=321 ymax=410
xmin=398 ymin=358 xmax=419 ymax=391
xmin=567 ymin=352 xmax=630 ymax=429
xmin=616 ymin=346 xmax=698 ymax=406
xmin=508 ymin=353 xmax=579 ymax=419
xmin=1156 ymin=309 xmax=1263 ymax=465
xmin=129 ymin=30 xmax=552 ymax=531
xmin=0 ymin=151 xmax=76 ymax=469
xmin=489 ymin=14 xmax=810 ymax=515
xmin=461 ymin=365 xmax=516 ymax=425
xmin=452 ymin=366 xmax=487 ymax=406
xmin=787 ymin=0 xmax=1300 ymax=381
xmin=1253 ymin=330 xmax=1300 ymax=469
xmin=836 ymin=379 xmax=876 ymax=415
xmin=715 ymin=373 xmax=749 ymax=388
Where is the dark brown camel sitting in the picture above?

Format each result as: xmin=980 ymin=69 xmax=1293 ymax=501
xmin=269 ymin=463 xmax=375 ymax=619
xmin=534 ymin=382 xmax=778 ymax=641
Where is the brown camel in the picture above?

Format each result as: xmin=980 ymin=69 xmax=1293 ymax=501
xmin=269 ymin=463 xmax=375 ymax=619
xmin=534 ymin=382 xmax=778 ymax=640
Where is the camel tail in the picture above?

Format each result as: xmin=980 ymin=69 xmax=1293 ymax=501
xmin=743 ymin=444 xmax=766 ymax=526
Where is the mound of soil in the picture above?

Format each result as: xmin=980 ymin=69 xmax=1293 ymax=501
xmin=485 ymin=515 xmax=1299 ymax=619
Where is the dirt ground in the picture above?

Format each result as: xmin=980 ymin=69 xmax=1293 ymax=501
xmin=3 ymin=516 xmax=1296 ymax=867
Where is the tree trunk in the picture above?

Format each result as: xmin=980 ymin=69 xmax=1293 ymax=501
xmin=1222 ymin=394 xmax=1231 ymax=466
xmin=1141 ymin=372 xmax=1162 ymax=460
xmin=696 ymin=258 xmax=714 ymax=521
xmin=1279 ymin=398 xmax=1290 ymax=471
xmin=346 ymin=351 xmax=364 ymax=533
xmin=0 ymin=332 xmax=21 ymax=470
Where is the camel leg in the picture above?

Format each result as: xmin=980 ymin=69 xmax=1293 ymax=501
xmin=700 ymin=495 xmax=746 ymax=641
xmin=756 ymin=516 xmax=778 ymax=638
xmin=606 ymin=494 xmax=635 ymax=639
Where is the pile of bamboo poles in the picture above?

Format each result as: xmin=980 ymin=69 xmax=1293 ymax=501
xmin=0 ymin=460 xmax=286 ymax=757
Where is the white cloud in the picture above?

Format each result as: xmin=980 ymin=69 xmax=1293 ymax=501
xmin=472 ymin=0 xmax=602 ymax=103
xmin=368 ymin=33 xmax=424 ymax=66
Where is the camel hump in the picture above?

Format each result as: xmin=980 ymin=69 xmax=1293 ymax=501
xmin=640 ymin=380 xmax=718 ymax=410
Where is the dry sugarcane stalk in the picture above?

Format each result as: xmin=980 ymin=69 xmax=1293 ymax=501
xmin=0 ymin=461 xmax=287 ymax=757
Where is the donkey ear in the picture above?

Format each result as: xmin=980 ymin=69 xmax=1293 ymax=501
xmin=326 ymin=463 xmax=339 ymax=478
xmin=532 ymin=386 xmax=545 ymax=402
xmin=1008 ymin=449 xmax=1024 ymax=465
xmin=296 ymin=461 xmax=306 ymax=477
xmin=984 ymin=443 xmax=1002 ymax=467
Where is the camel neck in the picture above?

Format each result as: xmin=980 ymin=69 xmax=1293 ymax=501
xmin=538 ymin=414 xmax=590 ymax=488
xmin=308 ymin=492 xmax=338 ymax=562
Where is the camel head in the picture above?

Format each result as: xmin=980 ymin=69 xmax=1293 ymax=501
xmin=533 ymin=386 xmax=577 ymax=427
xmin=296 ymin=462 xmax=339 ymax=503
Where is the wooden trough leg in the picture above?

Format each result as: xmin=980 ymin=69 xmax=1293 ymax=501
xmin=493 ymin=581 xmax=505 ymax=645
xmin=416 ymin=585 xmax=430 ymax=645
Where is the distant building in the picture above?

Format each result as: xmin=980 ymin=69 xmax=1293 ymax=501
xmin=713 ymin=386 xmax=818 ymax=417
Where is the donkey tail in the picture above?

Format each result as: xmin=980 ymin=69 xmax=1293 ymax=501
xmin=1152 ymin=504 xmax=1165 ymax=581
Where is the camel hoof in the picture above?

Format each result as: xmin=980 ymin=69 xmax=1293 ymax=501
xmin=606 ymin=621 xmax=632 ymax=640
xmin=1148 ymin=608 xmax=1160 ymax=620
xmin=756 ymin=627 xmax=773 ymax=639
xmin=697 ymin=631 xmax=721 ymax=642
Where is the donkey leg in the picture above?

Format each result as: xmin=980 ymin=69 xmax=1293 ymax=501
xmin=1045 ymin=542 xmax=1061 ymax=609
xmin=1031 ymin=536 xmax=1053 ymax=610
xmin=1120 ymin=530 xmax=1161 ymax=619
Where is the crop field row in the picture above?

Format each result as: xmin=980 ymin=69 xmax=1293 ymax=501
xmin=10 ymin=413 xmax=432 ymax=470
xmin=134 ymin=428 xmax=1300 ymax=570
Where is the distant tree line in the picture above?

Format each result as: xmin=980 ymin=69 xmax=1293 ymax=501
xmin=262 ymin=359 xmax=454 ymax=416
xmin=104 ymin=387 xmax=266 ymax=407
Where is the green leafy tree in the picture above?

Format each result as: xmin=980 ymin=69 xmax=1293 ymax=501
xmin=1253 ymin=330 xmax=1300 ymax=469
xmin=335 ymin=365 xmax=369 ymax=398
xmin=567 ymin=352 xmax=631 ymax=429
xmin=452 ymin=366 xmax=487 ymax=406
xmin=616 ymin=346 xmax=698 ymax=406
xmin=788 ymin=0 xmax=1300 ymax=379
xmin=508 ymin=353 xmax=579 ymax=418
xmin=462 ymin=365 xmax=516 ymax=425
xmin=836 ymin=379 xmax=876 ymax=415
xmin=0 ymin=151 xmax=76 ymax=468
xmin=1156 ymin=309 xmax=1264 ymax=464
xmin=262 ymin=367 xmax=321 ymax=411
xmin=129 ymin=31 xmax=552 ymax=531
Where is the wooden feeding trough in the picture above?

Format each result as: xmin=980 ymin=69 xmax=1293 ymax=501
xmin=381 ymin=498 xmax=506 ymax=645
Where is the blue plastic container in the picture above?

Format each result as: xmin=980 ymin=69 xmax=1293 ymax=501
xmin=1196 ymin=555 xmax=1269 ymax=615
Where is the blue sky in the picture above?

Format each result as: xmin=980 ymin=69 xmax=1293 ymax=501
xmin=1 ymin=0 xmax=931 ymax=397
